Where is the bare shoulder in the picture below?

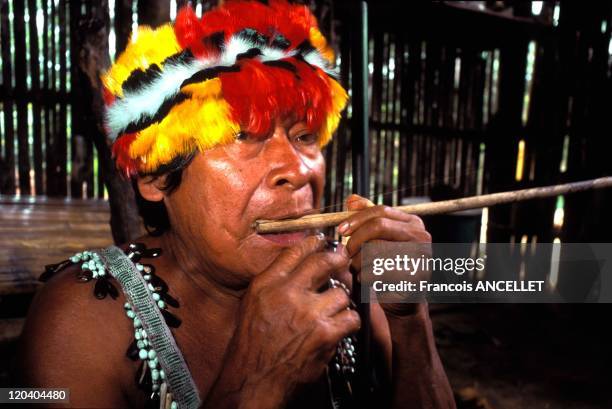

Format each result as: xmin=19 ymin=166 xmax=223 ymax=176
xmin=15 ymin=263 xmax=137 ymax=407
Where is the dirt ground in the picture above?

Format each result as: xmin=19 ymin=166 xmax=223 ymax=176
xmin=433 ymin=304 xmax=612 ymax=409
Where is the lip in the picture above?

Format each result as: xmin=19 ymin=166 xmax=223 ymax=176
xmin=258 ymin=230 xmax=309 ymax=246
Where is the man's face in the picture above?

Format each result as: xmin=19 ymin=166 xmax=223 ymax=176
xmin=162 ymin=118 xmax=325 ymax=288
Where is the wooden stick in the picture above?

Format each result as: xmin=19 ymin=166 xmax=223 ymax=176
xmin=254 ymin=176 xmax=612 ymax=234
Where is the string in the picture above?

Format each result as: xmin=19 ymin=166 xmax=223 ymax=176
xmin=272 ymin=165 xmax=480 ymax=220
xmin=309 ymin=167 xmax=481 ymax=216
xmin=296 ymin=139 xmax=570 ymax=217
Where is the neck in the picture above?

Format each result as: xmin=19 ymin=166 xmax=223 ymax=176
xmin=158 ymin=230 xmax=245 ymax=324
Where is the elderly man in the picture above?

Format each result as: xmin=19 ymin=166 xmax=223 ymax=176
xmin=16 ymin=1 xmax=455 ymax=408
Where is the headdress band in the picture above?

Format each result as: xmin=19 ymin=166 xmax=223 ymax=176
xmin=103 ymin=0 xmax=348 ymax=176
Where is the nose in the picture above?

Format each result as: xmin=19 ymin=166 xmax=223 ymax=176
xmin=264 ymin=127 xmax=313 ymax=191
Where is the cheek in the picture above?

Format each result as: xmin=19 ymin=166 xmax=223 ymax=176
xmin=164 ymin=153 xmax=267 ymax=274
xmin=308 ymin=153 xmax=326 ymax=204
xmin=165 ymin=176 xmax=229 ymax=248
xmin=308 ymin=152 xmax=325 ymax=176
xmin=174 ymin=154 xmax=254 ymax=232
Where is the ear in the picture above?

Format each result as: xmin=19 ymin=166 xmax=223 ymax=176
xmin=137 ymin=175 xmax=166 ymax=202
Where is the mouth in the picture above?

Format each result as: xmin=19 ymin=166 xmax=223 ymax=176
xmin=258 ymin=230 xmax=309 ymax=245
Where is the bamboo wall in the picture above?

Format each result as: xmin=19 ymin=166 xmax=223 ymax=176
xmin=1 ymin=0 xmax=108 ymax=198
xmin=324 ymin=1 xmax=612 ymax=244
xmin=0 ymin=0 xmax=217 ymax=199
xmin=1 ymin=0 xmax=611 ymax=243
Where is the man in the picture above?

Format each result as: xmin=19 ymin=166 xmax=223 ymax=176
xmin=16 ymin=1 xmax=455 ymax=408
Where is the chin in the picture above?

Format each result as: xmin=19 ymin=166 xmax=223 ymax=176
xmin=232 ymin=231 xmax=312 ymax=279
xmin=243 ymin=242 xmax=286 ymax=277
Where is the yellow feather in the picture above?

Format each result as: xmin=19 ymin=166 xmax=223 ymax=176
xmin=181 ymin=78 xmax=223 ymax=99
xmin=102 ymin=25 xmax=181 ymax=98
xmin=319 ymin=78 xmax=348 ymax=147
xmin=309 ymin=27 xmax=335 ymax=66
xmin=129 ymin=92 xmax=240 ymax=172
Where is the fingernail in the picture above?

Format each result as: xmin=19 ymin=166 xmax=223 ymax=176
xmin=338 ymin=222 xmax=349 ymax=235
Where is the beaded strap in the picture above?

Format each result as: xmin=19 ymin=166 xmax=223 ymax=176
xmin=99 ymin=245 xmax=202 ymax=409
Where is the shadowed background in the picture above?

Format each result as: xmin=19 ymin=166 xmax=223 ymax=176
xmin=1 ymin=1 xmax=611 ymax=408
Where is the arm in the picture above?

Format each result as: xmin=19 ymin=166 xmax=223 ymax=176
xmin=341 ymin=194 xmax=456 ymax=409
xmin=386 ymin=304 xmax=455 ymax=409
xmin=14 ymin=267 xmax=134 ymax=408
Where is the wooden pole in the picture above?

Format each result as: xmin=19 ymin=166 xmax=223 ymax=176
xmin=349 ymin=2 xmax=373 ymax=407
xmin=74 ymin=0 xmax=142 ymax=244
xmin=254 ymin=176 xmax=612 ymax=234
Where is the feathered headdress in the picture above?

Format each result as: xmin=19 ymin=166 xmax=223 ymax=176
xmin=102 ymin=0 xmax=348 ymax=176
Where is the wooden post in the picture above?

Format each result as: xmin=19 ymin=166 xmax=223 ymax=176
xmin=137 ymin=0 xmax=171 ymax=27
xmin=58 ymin=0 xmax=68 ymax=196
xmin=114 ymin=0 xmax=132 ymax=56
xmin=73 ymin=0 xmax=142 ymax=244
xmin=13 ymin=0 xmax=31 ymax=195
xmin=350 ymin=2 xmax=373 ymax=406
xmin=46 ymin=0 xmax=59 ymax=196
xmin=0 ymin=0 xmax=16 ymax=194
xmin=331 ymin=12 xmax=352 ymax=213
xmin=27 ymin=0 xmax=43 ymax=195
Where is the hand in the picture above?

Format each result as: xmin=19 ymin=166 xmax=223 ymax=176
xmin=339 ymin=194 xmax=432 ymax=317
xmin=204 ymin=234 xmax=360 ymax=409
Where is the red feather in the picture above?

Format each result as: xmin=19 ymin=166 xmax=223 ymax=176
xmin=175 ymin=0 xmax=320 ymax=57
xmin=102 ymin=86 xmax=116 ymax=106
xmin=220 ymin=57 xmax=333 ymax=139
xmin=174 ymin=6 xmax=208 ymax=56
xmin=112 ymin=133 xmax=140 ymax=177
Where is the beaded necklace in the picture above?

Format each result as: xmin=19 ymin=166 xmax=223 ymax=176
xmin=41 ymin=242 xmax=358 ymax=409
xmin=43 ymin=243 xmax=180 ymax=409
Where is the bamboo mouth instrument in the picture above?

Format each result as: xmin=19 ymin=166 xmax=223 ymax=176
xmin=254 ymin=176 xmax=612 ymax=234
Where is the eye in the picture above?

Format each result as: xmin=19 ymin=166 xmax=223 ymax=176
xmin=235 ymin=131 xmax=248 ymax=141
xmin=294 ymin=133 xmax=318 ymax=145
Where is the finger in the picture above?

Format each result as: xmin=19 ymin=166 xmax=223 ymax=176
xmin=328 ymin=309 xmax=361 ymax=339
xmin=346 ymin=194 xmax=375 ymax=211
xmin=350 ymin=250 xmax=362 ymax=272
xmin=292 ymin=250 xmax=350 ymax=291
xmin=331 ymin=265 xmax=353 ymax=290
xmin=338 ymin=205 xmax=421 ymax=237
xmin=345 ymin=217 xmax=431 ymax=258
xmin=328 ymin=244 xmax=353 ymax=288
xmin=256 ymin=234 xmax=326 ymax=285
xmin=314 ymin=287 xmax=351 ymax=316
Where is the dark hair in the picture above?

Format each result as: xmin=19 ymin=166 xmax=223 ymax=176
xmin=134 ymin=151 xmax=197 ymax=235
